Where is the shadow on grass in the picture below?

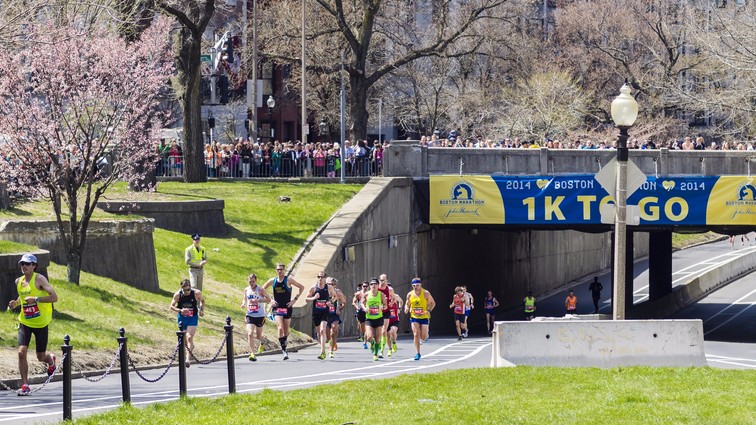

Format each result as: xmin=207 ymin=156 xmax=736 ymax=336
xmin=0 ymin=207 xmax=34 ymax=216
xmin=224 ymin=223 xmax=317 ymax=267
xmin=53 ymin=310 xmax=84 ymax=322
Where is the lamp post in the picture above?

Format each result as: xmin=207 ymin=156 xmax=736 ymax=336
xmin=267 ymin=95 xmax=275 ymax=138
xmin=610 ymin=82 xmax=639 ymax=321
xmin=369 ymin=98 xmax=382 ymax=144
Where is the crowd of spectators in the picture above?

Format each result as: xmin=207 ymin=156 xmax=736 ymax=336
xmin=154 ymin=138 xmax=388 ymax=178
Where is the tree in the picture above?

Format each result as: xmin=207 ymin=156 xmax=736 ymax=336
xmin=259 ymin=0 xmax=507 ymax=141
xmin=157 ymin=0 xmax=216 ymax=183
xmin=0 ymin=17 xmax=172 ymax=284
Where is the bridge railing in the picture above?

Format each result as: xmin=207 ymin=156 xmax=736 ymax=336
xmin=384 ymin=141 xmax=756 ymax=177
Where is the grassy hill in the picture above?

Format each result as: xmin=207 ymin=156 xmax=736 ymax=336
xmin=0 ymin=181 xmax=363 ymax=380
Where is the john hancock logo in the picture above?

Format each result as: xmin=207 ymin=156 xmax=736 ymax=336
xmin=439 ymin=180 xmax=485 ymax=218
xmin=725 ymin=181 xmax=756 ymax=219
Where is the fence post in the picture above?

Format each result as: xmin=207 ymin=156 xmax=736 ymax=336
xmin=118 ymin=328 xmax=131 ymax=403
xmin=177 ymin=323 xmax=187 ymax=397
xmin=224 ymin=316 xmax=236 ymax=394
xmin=62 ymin=335 xmax=72 ymax=421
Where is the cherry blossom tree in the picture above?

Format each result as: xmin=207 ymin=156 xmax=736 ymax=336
xmin=0 ymin=17 xmax=173 ymax=284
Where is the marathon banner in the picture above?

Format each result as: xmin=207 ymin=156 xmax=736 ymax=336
xmin=429 ymin=175 xmax=756 ymax=226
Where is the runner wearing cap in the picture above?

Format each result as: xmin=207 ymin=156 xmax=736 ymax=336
xmin=326 ymin=277 xmax=347 ymax=358
xmin=405 ymin=277 xmax=435 ymax=361
xmin=377 ymin=273 xmax=395 ymax=358
xmin=184 ymin=233 xmax=207 ymax=290
xmin=352 ymin=281 xmax=368 ymax=348
xmin=263 ymin=263 xmax=304 ymax=360
xmin=305 ymin=271 xmax=337 ymax=360
xmin=8 ymin=253 xmax=58 ymax=396
xmin=361 ymin=277 xmax=387 ymax=361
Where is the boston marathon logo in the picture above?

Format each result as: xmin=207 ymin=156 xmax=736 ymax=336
xmin=726 ymin=182 xmax=756 ymax=206
xmin=439 ymin=180 xmax=485 ymax=218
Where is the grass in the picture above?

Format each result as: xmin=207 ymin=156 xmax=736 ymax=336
xmin=70 ymin=366 xmax=756 ymax=424
xmin=0 ymin=181 xmax=363 ymax=370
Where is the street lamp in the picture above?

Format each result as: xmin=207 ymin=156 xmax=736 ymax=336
xmin=267 ymin=95 xmax=275 ymax=118
xmin=610 ymin=82 xmax=638 ymax=321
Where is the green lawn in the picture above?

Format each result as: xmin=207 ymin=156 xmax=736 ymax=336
xmin=0 ymin=181 xmax=362 ymax=370
xmin=70 ymin=366 xmax=755 ymax=425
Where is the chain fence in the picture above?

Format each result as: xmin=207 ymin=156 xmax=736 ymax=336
xmin=127 ymin=340 xmax=182 ymax=384
xmin=187 ymin=330 xmax=229 ymax=365
xmin=74 ymin=342 xmax=124 ymax=383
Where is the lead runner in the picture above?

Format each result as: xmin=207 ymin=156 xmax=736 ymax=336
xmin=405 ymin=277 xmax=435 ymax=361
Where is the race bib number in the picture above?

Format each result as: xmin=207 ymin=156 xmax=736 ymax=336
xmin=247 ymin=302 xmax=259 ymax=313
xmin=368 ymin=307 xmax=380 ymax=315
xmin=275 ymin=307 xmax=289 ymax=316
xmin=454 ymin=305 xmax=463 ymax=314
xmin=23 ymin=304 xmax=40 ymax=319
xmin=329 ymin=304 xmax=336 ymax=313
xmin=390 ymin=311 xmax=397 ymax=320
xmin=413 ymin=307 xmax=424 ymax=316
xmin=315 ymin=300 xmax=328 ymax=309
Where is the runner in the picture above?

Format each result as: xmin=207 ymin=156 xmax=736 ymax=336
xmin=450 ymin=286 xmax=468 ymax=340
xmin=484 ymin=290 xmax=500 ymax=334
xmin=386 ymin=291 xmax=403 ymax=356
xmin=263 ymin=263 xmax=304 ymax=360
xmin=170 ymin=279 xmax=205 ymax=368
xmin=361 ymin=277 xmax=387 ymax=361
xmin=405 ymin=277 xmax=435 ymax=361
xmin=305 ymin=271 xmax=337 ymax=360
xmin=461 ymin=285 xmax=473 ymax=337
xmin=326 ymin=277 xmax=347 ymax=358
xmin=377 ymin=273 xmax=395 ymax=358
xmin=352 ymin=281 xmax=369 ymax=349
xmin=241 ymin=273 xmax=271 ymax=361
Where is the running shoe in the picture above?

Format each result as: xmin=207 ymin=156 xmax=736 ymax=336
xmin=282 ymin=350 xmax=289 ymax=360
xmin=457 ymin=336 xmax=462 ymax=341
xmin=373 ymin=355 xmax=379 ymax=361
xmin=363 ymin=342 xmax=368 ymax=349
xmin=357 ymin=336 xmax=364 ymax=342
xmin=414 ymin=353 xmax=421 ymax=361
xmin=419 ymin=339 xmax=424 ymax=345
xmin=317 ymin=351 xmax=326 ymax=360
xmin=392 ymin=342 xmax=397 ymax=352
xmin=463 ymin=331 xmax=468 ymax=338
xmin=378 ymin=353 xmax=384 ymax=359
xmin=185 ymin=360 xmax=190 ymax=368
xmin=329 ymin=351 xmax=334 ymax=358
xmin=17 ymin=384 xmax=31 ymax=396
xmin=387 ymin=350 xmax=392 ymax=357
xmin=47 ymin=353 xmax=56 ymax=377
xmin=258 ymin=344 xmax=264 ymax=354
xmin=249 ymin=353 xmax=257 ymax=362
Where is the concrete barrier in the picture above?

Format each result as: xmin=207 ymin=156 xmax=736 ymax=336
xmin=0 ymin=250 xmax=50 ymax=309
xmin=491 ymin=319 xmax=706 ymax=368
xmin=97 ymin=199 xmax=226 ymax=236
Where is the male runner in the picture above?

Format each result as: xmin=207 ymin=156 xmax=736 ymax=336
xmin=386 ymin=291 xmax=403 ymax=356
xmin=352 ymin=281 xmax=369 ymax=348
xmin=377 ymin=273 xmax=395 ymax=358
xmin=170 ymin=279 xmax=205 ymax=368
xmin=361 ymin=277 xmax=387 ymax=361
xmin=263 ymin=263 xmax=304 ymax=360
xmin=405 ymin=277 xmax=435 ymax=361
xmin=326 ymin=277 xmax=347 ymax=358
xmin=450 ymin=286 xmax=468 ymax=340
xmin=241 ymin=273 xmax=271 ymax=361
xmin=306 ymin=271 xmax=337 ymax=360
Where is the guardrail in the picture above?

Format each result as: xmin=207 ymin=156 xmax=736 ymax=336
xmin=155 ymin=156 xmax=382 ymax=178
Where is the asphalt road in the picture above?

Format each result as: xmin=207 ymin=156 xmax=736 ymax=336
xmin=2 ymin=238 xmax=754 ymax=423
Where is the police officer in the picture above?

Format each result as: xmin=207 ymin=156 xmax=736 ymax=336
xmin=185 ymin=233 xmax=207 ymax=290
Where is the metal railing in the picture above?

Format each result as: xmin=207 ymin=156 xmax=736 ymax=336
xmin=154 ymin=155 xmax=383 ymax=178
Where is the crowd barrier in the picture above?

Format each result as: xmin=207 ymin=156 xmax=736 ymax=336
xmin=155 ymin=156 xmax=382 ymax=178
xmin=0 ymin=317 xmax=237 ymax=421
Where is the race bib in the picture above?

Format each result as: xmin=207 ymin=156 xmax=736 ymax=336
xmin=315 ymin=300 xmax=328 ymax=309
xmin=368 ymin=307 xmax=380 ymax=315
xmin=454 ymin=305 xmax=463 ymax=314
xmin=413 ymin=307 xmax=424 ymax=316
xmin=247 ymin=302 xmax=259 ymax=313
xmin=23 ymin=304 xmax=40 ymax=319
xmin=275 ymin=307 xmax=289 ymax=316
xmin=329 ymin=304 xmax=336 ymax=313
xmin=390 ymin=311 xmax=397 ymax=320
xmin=182 ymin=310 xmax=194 ymax=317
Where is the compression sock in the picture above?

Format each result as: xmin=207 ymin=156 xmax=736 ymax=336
xmin=279 ymin=336 xmax=287 ymax=350
xmin=380 ymin=335 xmax=386 ymax=351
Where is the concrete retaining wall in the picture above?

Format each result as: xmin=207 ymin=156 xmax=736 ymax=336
xmin=491 ymin=319 xmax=707 ymax=367
xmin=0 ymin=219 xmax=158 ymax=291
xmin=97 ymin=200 xmax=226 ymax=237
xmin=290 ymin=177 xmax=648 ymax=336
xmin=0 ymin=251 xmax=50 ymax=310
xmin=630 ymin=248 xmax=756 ymax=319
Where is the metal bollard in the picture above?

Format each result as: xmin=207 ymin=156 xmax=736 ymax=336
xmin=224 ymin=316 xmax=235 ymax=394
xmin=118 ymin=328 xmax=131 ymax=403
xmin=62 ymin=335 xmax=72 ymax=421
xmin=177 ymin=324 xmax=186 ymax=397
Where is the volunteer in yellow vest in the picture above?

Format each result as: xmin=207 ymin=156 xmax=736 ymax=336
xmin=405 ymin=277 xmax=435 ymax=361
xmin=185 ymin=233 xmax=208 ymax=290
xmin=7 ymin=254 xmax=59 ymax=396
xmin=523 ymin=291 xmax=536 ymax=321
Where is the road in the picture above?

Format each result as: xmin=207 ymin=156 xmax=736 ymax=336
xmin=0 ymin=336 xmax=491 ymax=424
xmin=2 ymin=238 xmax=754 ymax=423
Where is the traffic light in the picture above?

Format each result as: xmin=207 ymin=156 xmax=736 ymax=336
xmin=218 ymin=75 xmax=229 ymax=104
